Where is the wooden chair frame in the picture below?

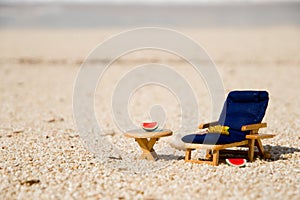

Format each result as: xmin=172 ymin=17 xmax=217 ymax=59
xmin=184 ymin=122 xmax=275 ymax=166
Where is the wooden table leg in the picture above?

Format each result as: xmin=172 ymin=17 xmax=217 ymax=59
xmin=135 ymin=138 xmax=159 ymax=161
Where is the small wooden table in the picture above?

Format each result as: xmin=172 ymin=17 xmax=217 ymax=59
xmin=124 ymin=129 xmax=173 ymax=161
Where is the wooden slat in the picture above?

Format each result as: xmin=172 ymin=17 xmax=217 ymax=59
xmin=184 ymin=140 xmax=249 ymax=150
xmin=241 ymin=123 xmax=267 ymax=131
xmin=198 ymin=121 xmax=218 ymax=129
xmin=245 ymin=134 xmax=275 ymax=139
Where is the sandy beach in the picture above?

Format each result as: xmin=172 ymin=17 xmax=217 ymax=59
xmin=1 ymin=25 xmax=300 ymax=199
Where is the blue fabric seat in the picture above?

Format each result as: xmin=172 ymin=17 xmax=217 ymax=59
xmin=182 ymin=91 xmax=269 ymax=145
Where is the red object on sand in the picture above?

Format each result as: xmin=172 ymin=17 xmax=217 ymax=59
xmin=225 ymin=158 xmax=247 ymax=167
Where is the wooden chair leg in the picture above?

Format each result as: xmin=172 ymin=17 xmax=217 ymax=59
xmin=185 ymin=149 xmax=192 ymax=161
xmin=255 ymin=139 xmax=265 ymax=157
xmin=212 ymin=150 xmax=219 ymax=166
xmin=206 ymin=149 xmax=212 ymax=159
xmin=255 ymin=139 xmax=272 ymax=159
xmin=248 ymin=139 xmax=255 ymax=162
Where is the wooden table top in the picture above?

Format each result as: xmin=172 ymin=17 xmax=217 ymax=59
xmin=124 ymin=129 xmax=173 ymax=139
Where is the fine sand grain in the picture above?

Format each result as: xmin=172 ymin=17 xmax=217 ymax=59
xmin=0 ymin=27 xmax=300 ymax=199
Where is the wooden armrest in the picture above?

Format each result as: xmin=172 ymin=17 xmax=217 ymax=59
xmin=198 ymin=121 xmax=218 ymax=129
xmin=241 ymin=123 xmax=267 ymax=131
xmin=246 ymin=134 xmax=275 ymax=140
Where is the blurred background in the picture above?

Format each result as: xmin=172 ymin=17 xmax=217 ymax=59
xmin=0 ymin=0 xmax=299 ymax=130
xmin=0 ymin=0 xmax=299 ymax=28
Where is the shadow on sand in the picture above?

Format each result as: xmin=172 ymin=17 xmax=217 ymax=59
xmin=155 ymin=145 xmax=300 ymax=164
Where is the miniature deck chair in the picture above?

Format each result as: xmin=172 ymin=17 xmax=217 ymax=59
xmin=182 ymin=90 xmax=275 ymax=166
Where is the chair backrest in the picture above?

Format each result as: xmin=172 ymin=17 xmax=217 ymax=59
xmin=218 ymin=91 xmax=269 ymax=131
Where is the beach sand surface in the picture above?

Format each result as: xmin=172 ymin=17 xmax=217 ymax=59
xmin=0 ymin=26 xmax=300 ymax=199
